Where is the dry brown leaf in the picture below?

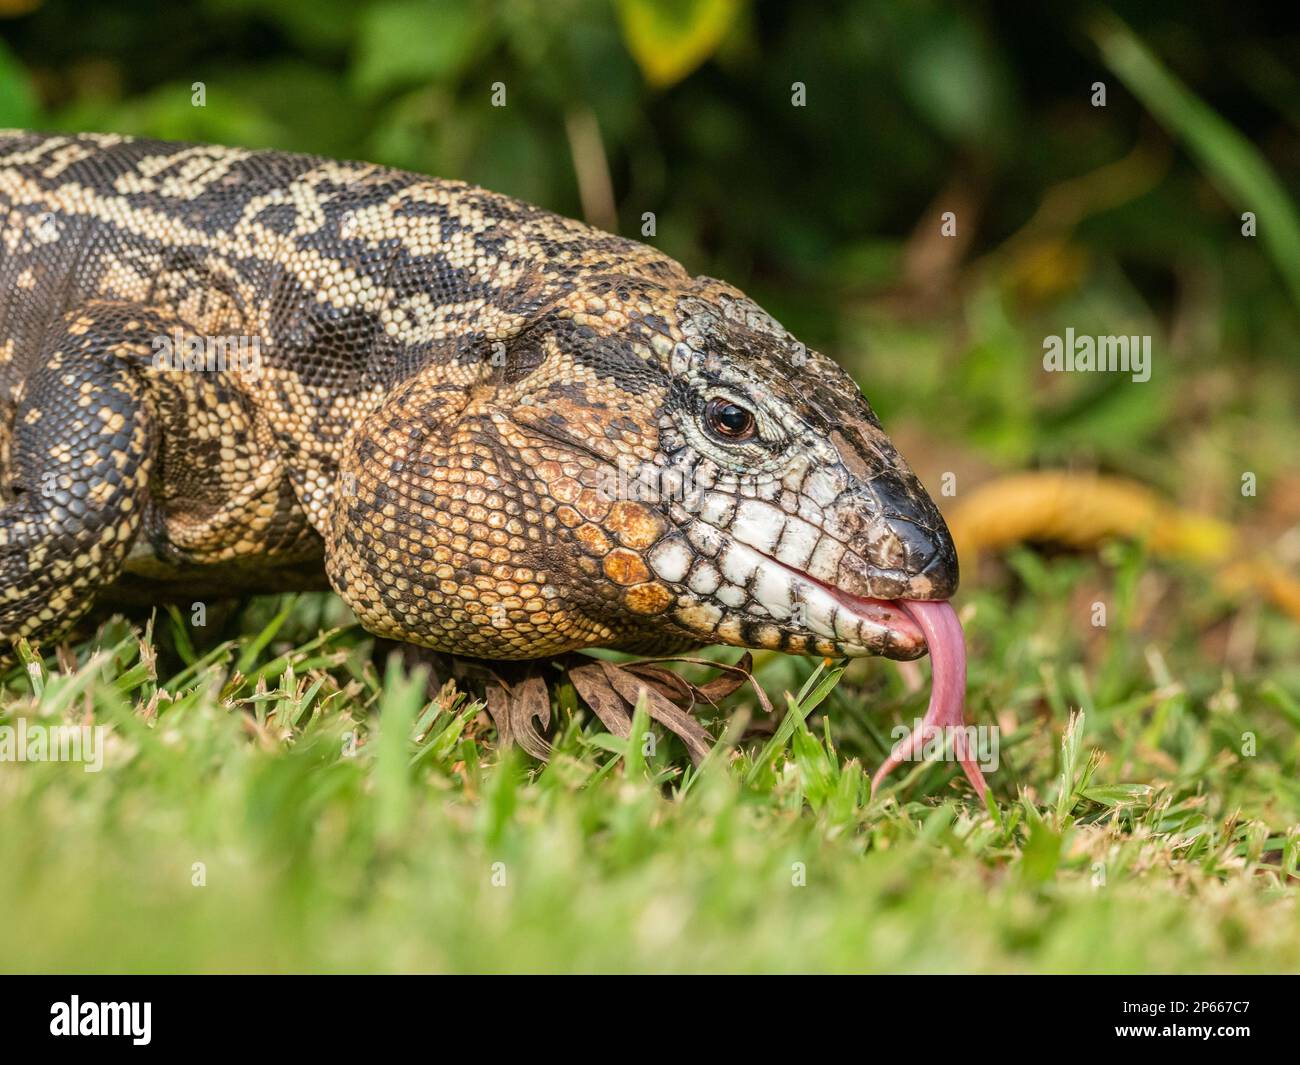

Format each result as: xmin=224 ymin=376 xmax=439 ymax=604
xmin=436 ymin=649 xmax=765 ymax=767
xmin=600 ymin=661 xmax=713 ymax=765
xmin=568 ymin=662 xmax=633 ymax=739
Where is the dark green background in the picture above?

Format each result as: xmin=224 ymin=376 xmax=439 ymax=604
xmin=0 ymin=0 xmax=1296 ymax=491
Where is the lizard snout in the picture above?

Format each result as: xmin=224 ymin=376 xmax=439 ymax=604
xmin=825 ymin=469 xmax=959 ymax=603
xmin=856 ymin=515 xmax=958 ymax=601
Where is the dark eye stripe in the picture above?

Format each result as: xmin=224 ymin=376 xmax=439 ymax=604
xmin=705 ymin=397 xmax=756 ymax=441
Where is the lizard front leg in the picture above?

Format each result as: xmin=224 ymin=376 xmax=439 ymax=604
xmin=0 ymin=304 xmax=158 ymax=647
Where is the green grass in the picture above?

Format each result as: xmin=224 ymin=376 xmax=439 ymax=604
xmin=3 ymin=541 xmax=1298 ymax=973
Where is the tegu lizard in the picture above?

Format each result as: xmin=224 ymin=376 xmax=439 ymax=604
xmin=0 ymin=131 xmax=961 ymax=672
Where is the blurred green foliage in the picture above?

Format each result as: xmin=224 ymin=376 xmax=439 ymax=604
xmin=0 ymin=0 xmax=1296 ymax=487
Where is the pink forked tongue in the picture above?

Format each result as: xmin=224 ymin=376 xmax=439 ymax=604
xmin=871 ymin=600 xmax=988 ymax=800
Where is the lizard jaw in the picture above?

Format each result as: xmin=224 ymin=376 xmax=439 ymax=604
xmin=656 ymin=455 xmax=958 ymax=660
xmin=776 ymin=553 xmax=928 ymax=659
xmin=664 ymin=528 xmax=932 ymax=660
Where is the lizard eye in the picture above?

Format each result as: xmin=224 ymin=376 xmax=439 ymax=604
xmin=704 ymin=397 xmax=756 ymax=441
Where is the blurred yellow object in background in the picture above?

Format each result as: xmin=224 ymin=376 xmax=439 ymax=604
xmin=947 ymin=472 xmax=1300 ymax=622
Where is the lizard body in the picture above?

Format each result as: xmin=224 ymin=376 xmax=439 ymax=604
xmin=0 ymin=131 xmax=958 ymax=663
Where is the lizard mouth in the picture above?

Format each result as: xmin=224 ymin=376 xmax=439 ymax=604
xmin=756 ymin=547 xmax=928 ymax=658
xmin=666 ymin=512 xmax=948 ymax=661
xmin=688 ymin=537 xmax=929 ymax=660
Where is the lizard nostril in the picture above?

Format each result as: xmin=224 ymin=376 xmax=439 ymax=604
xmin=878 ymin=529 xmax=906 ymax=569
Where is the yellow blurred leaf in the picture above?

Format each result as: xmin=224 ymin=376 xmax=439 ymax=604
xmin=1004 ymin=237 xmax=1090 ymax=306
xmin=947 ymin=472 xmax=1235 ymax=564
xmin=617 ymin=0 xmax=743 ymax=89
xmin=947 ymin=472 xmax=1300 ymax=624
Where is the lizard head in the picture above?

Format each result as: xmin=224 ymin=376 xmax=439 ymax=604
xmin=331 ymin=262 xmax=955 ymax=663
xmin=488 ymin=274 xmax=958 ymax=661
